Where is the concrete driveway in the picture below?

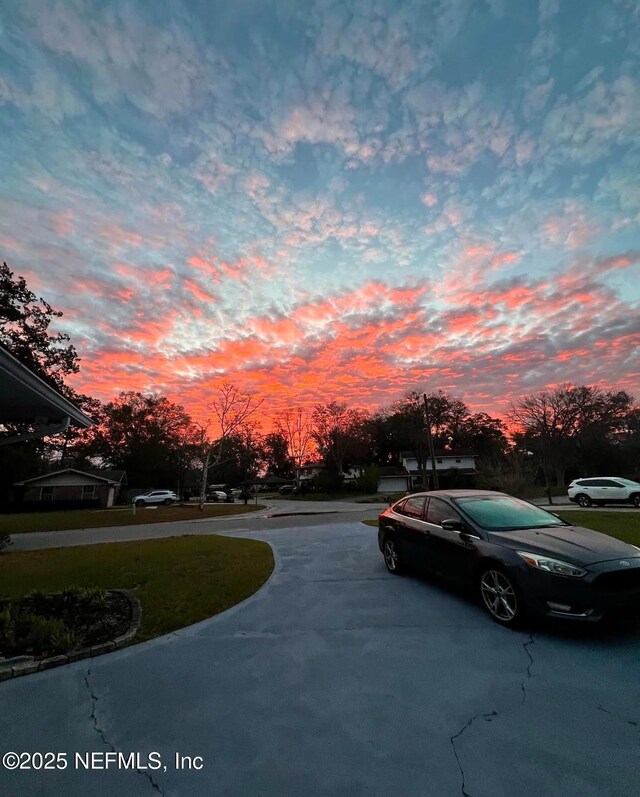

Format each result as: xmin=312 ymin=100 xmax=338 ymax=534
xmin=1 ymin=520 xmax=639 ymax=796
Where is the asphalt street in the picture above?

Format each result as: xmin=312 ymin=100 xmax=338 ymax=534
xmin=1 ymin=514 xmax=639 ymax=797
xmin=6 ymin=499 xmax=386 ymax=551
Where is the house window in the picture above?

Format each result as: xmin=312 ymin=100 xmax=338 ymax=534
xmin=41 ymin=486 xmax=54 ymax=501
xmin=82 ymin=485 xmax=96 ymax=499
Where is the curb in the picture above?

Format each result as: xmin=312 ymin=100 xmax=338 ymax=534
xmin=0 ymin=589 xmax=142 ymax=682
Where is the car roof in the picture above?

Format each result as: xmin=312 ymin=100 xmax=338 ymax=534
xmin=573 ymin=476 xmax=636 ymax=481
xmin=399 ymin=489 xmax=507 ymax=499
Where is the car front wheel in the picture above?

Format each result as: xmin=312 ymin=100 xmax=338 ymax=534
xmin=577 ymin=494 xmax=592 ymax=507
xmin=479 ymin=567 xmax=523 ymax=626
xmin=135 ymin=499 xmax=145 ymax=507
xmin=382 ymin=535 xmax=404 ymax=575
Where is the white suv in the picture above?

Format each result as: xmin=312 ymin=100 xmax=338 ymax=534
xmin=133 ymin=489 xmax=178 ymax=507
xmin=567 ymin=478 xmax=640 ymax=508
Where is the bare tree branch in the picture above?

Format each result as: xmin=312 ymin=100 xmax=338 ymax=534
xmin=198 ymin=383 xmax=264 ymax=508
xmin=274 ymin=407 xmax=315 ymax=472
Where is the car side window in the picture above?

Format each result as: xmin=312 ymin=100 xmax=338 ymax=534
xmin=578 ymin=479 xmax=597 ymax=487
xmin=397 ymin=496 xmax=426 ymax=519
xmin=426 ymin=497 xmax=459 ymax=526
xmin=602 ymin=480 xmax=624 ymax=487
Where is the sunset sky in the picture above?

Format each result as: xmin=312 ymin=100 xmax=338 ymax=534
xmin=1 ymin=0 xmax=639 ymax=427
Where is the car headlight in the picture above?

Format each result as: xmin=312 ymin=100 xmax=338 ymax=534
xmin=516 ymin=551 xmax=587 ymax=577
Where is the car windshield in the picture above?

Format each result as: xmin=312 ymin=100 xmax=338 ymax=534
xmin=452 ymin=495 xmax=567 ymax=531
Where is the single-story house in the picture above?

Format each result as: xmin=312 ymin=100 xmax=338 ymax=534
xmin=14 ymin=468 xmax=126 ymax=508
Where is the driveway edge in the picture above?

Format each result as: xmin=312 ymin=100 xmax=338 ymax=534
xmin=0 ymin=589 xmax=142 ymax=682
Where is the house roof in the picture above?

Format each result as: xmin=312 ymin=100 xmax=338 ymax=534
xmin=15 ymin=468 xmax=120 ymax=487
xmin=85 ymin=469 xmax=127 ymax=484
xmin=378 ymin=466 xmax=410 ymax=477
xmin=400 ymin=450 xmax=476 ymax=459
xmin=406 ymin=467 xmax=477 ymax=476
xmin=253 ymin=475 xmax=292 ymax=485
xmin=0 ymin=344 xmax=92 ymax=427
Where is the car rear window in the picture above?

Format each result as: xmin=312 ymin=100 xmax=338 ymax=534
xmin=396 ymin=496 xmax=426 ymax=519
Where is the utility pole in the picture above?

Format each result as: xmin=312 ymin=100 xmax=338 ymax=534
xmin=423 ymin=393 xmax=439 ymax=490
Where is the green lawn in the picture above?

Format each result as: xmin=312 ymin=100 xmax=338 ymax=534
xmin=364 ymin=512 xmax=640 ymax=546
xmin=0 ymin=535 xmax=274 ymax=641
xmin=0 ymin=503 xmax=266 ymax=534
xmin=553 ymin=511 xmax=640 ymax=545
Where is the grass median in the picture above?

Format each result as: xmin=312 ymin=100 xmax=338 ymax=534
xmin=0 ymin=535 xmax=274 ymax=641
xmin=364 ymin=511 xmax=640 ymax=545
xmin=0 ymin=503 xmax=266 ymax=535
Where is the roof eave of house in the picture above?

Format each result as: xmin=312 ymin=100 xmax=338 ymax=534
xmin=0 ymin=345 xmax=92 ymax=428
xmin=15 ymin=468 xmax=117 ymax=486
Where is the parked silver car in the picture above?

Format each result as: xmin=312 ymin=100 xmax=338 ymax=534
xmin=206 ymin=490 xmax=233 ymax=503
xmin=133 ymin=489 xmax=178 ymax=507
xmin=567 ymin=477 xmax=640 ymax=507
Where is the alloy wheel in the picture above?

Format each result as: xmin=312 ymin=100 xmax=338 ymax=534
xmin=383 ymin=538 xmax=401 ymax=574
xmin=480 ymin=569 xmax=518 ymax=623
xmin=577 ymin=494 xmax=592 ymax=507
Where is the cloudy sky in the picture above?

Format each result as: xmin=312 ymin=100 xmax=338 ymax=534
xmin=1 ymin=0 xmax=639 ymax=424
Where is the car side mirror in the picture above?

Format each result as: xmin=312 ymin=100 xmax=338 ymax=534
xmin=441 ymin=518 xmax=464 ymax=531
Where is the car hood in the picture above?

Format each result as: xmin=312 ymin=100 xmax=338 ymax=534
xmin=489 ymin=524 xmax=640 ymax=566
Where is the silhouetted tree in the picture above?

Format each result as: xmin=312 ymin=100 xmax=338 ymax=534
xmin=198 ymin=383 xmax=264 ymax=507
xmin=261 ymin=432 xmax=294 ymax=478
xmin=508 ymin=384 xmax=635 ymax=486
xmin=72 ymin=392 xmax=201 ymax=490
xmin=311 ymin=402 xmax=371 ymax=481
xmin=0 ymin=261 xmax=79 ymax=394
xmin=274 ymin=407 xmax=315 ymax=470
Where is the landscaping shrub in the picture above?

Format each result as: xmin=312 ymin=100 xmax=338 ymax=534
xmin=0 ymin=588 xmax=130 ymax=659
xmin=354 ymin=465 xmax=380 ymax=494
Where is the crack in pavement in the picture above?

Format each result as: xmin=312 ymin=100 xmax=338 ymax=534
xmin=84 ymin=668 xmax=115 ymax=753
xmin=596 ymin=704 xmax=638 ymax=728
xmin=520 ymin=634 xmax=535 ymax=706
xmin=84 ymin=668 xmax=166 ymax=795
xmin=450 ymin=711 xmax=498 ymax=797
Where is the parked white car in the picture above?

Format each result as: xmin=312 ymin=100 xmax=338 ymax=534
xmin=206 ymin=490 xmax=232 ymax=503
xmin=133 ymin=489 xmax=178 ymax=507
xmin=567 ymin=477 xmax=640 ymax=507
